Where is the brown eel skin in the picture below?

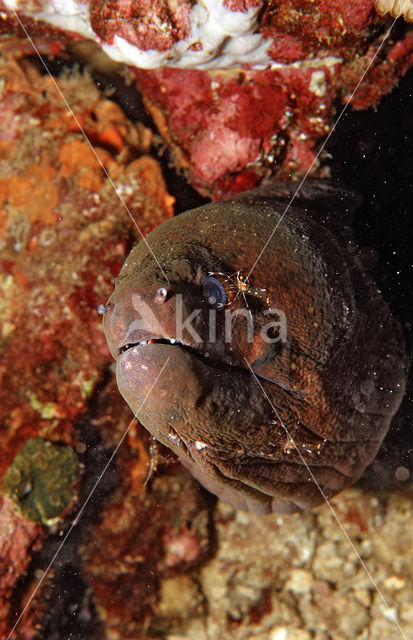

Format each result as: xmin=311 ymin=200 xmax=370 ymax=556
xmin=103 ymin=181 xmax=408 ymax=514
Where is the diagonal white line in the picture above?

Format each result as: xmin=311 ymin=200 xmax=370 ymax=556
xmin=244 ymin=357 xmax=408 ymax=640
xmin=246 ymin=10 xmax=405 ymax=280
xmin=10 ymin=9 xmax=170 ymax=284
xmin=6 ymin=356 xmax=171 ymax=640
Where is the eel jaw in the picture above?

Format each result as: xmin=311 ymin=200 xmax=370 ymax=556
xmin=119 ymin=337 xmax=184 ymax=356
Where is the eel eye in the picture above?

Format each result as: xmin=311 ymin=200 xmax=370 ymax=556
xmin=154 ymin=287 xmax=168 ymax=304
xmin=202 ymin=276 xmax=226 ymax=308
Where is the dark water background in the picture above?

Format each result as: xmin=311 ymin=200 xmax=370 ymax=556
xmin=329 ymin=70 xmax=413 ymax=491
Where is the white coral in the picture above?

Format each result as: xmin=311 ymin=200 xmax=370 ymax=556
xmin=374 ymin=0 xmax=413 ymax=22
xmin=4 ymin=0 xmax=273 ymax=69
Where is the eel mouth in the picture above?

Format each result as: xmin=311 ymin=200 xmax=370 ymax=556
xmin=118 ymin=336 xmax=238 ymax=376
xmin=118 ymin=337 xmax=301 ymax=398
xmin=119 ymin=337 xmax=182 ymax=355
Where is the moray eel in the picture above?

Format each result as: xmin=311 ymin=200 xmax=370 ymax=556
xmin=103 ymin=182 xmax=408 ymax=514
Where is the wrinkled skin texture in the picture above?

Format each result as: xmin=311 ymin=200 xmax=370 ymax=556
xmin=103 ymin=183 xmax=408 ymax=514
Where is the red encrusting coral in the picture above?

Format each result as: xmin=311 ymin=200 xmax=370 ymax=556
xmin=0 ymin=45 xmax=174 ymax=637
xmin=0 ymin=495 xmax=45 ymax=633
xmin=134 ymin=62 xmax=339 ymax=198
xmin=89 ymin=0 xmax=193 ymax=52
xmin=134 ymin=12 xmax=413 ymax=199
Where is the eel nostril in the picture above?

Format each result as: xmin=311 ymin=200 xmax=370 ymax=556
xmin=98 ymin=302 xmax=114 ymax=315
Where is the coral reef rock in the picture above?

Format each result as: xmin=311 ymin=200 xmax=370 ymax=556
xmin=0 ymin=46 xmax=173 ymax=637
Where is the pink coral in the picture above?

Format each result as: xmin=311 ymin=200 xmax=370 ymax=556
xmin=0 ymin=495 xmax=44 ymax=636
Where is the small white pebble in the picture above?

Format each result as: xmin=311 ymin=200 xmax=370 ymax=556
xmin=284 ymin=569 xmax=313 ymax=594
xmin=383 ymin=575 xmax=406 ymax=590
xmin=270 ymin=628 xmax=288 ymax=640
